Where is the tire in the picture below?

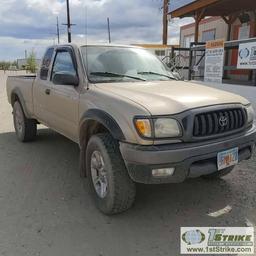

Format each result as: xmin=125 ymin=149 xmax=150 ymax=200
xmin=202 ymin=166 xmax=235 ymax=179
xmin=86 ymin=133 xmax=136 ymax=215
xmin=13 ymin=101 xmax=37 ymax=142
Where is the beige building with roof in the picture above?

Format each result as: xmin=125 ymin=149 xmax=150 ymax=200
xmin=180 ymin=17 xmax=228 ymax=48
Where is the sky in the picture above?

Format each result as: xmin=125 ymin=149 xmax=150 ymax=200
xmin=0 ymin=0 xmax=194 ymax=61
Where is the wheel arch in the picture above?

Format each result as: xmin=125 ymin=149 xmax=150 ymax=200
xmin=11 ymin=88 xmax=29 ymax=118
xmin=79 ymin=109 xmax=125 ymax=148
xmin=79 ymin=109 xmax=126 ymax=178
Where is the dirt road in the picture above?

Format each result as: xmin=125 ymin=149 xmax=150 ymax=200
xmin=0 ymin=71 xmax=255 ymax=256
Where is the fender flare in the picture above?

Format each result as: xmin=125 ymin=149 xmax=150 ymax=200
xmin=79 ymin=109 xmax=126 ymax=178
xmin=11 ymin=88 xmax=30 ymax=117
xmin=79 ymin=109 xmax=126 ymax=145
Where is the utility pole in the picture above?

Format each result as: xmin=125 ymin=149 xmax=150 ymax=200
xmin=107 ymin=17 xmax=111 ymax=43
xmin=65 ymin=0 xmax=72 ymax=43
xmin=162 ymin=0 xmax=169 ymax=45
xmin=56 ymin=16 xmax=60 ymax=44
xmin=62 ymin=0 xmax=75 ymax=43
xmin=66 ymin=0 xmax=71 ymax=42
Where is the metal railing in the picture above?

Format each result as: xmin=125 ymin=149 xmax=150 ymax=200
xmin=168 ymin=37 xmax=256 ymax=85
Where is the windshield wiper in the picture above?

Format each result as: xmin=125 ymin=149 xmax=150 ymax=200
xmin=90 ymin=72 xmax=146 ymax=81
xmin=137 ymin=71 xmax=176 ymax=80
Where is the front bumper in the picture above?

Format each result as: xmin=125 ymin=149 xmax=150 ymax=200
xmin=119 ymin=126 xmax=256 ymax=184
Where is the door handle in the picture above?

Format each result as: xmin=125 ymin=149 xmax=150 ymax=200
xmin=45 ymin=88 xmax=51 ymax=95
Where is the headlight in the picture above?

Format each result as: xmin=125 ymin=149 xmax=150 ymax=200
xmin=134 ymin=117 xmax=181 ymax=138
xmin=154 ymin=118 xmax=181 ymax=138
xmin=246 ymin=105 xmax=255 ymax=124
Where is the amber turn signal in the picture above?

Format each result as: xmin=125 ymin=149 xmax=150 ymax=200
xmin=134 ymin=119 xmax=152 ymax=138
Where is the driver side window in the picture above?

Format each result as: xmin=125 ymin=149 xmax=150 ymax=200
xmin=51 ymin=50 xmax=76 ymax=80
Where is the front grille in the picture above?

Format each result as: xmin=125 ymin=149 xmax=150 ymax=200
xmin=193 ymin=108 xmax=247 ymax=137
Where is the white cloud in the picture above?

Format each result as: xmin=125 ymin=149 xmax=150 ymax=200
xmin=26 ymin=0 xmax=63 ymax=14
xmin=0 ymin=0 xmax=195 ymax=60
xmin=0 ymin=36 xmax=53 ymax=61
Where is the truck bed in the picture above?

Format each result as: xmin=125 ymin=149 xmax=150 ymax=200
xmin=6 ymin=75 xmax=36 ymax=117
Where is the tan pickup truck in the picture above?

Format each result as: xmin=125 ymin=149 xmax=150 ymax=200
xmin=6 ymin=44 xmax=256 ymax=214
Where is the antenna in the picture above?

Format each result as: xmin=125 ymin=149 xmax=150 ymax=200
xmin=107 ymin=17 xmax=111 ymax=43
xmin=84 ymin=4 xmax=89 ymax=90
xmin=85 ymin=5 xmax=88 ymax=46
xmin=56 ymin=16 xmax=60 ymax=44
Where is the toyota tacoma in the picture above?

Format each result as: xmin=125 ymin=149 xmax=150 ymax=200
xmin=6 ymin=44 xmax=256 ymax=214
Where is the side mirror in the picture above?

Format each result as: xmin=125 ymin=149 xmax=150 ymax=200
xmin=52 ymin=72 xmax=79 ymax=86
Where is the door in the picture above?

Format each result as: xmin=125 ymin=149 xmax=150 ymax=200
xmin=46 ymin=48 xmax=80 ymax=142
xmin=33 ymin=47 xmax=55 ymax=123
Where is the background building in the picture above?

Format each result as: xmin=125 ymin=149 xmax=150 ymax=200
xmin=169 ymin=0 xmax=256 ymax=84
xmin=180 ymin=17 xmax=228 ymax=48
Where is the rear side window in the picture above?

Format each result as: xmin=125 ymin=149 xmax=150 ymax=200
xmin=40 ymin=48 xmax=54 ymax=80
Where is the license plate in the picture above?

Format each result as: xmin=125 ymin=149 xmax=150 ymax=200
xmin=217 ymin=147 xmax=238 ymax=170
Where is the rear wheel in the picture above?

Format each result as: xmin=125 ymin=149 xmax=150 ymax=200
xmin=13 ymin=101 xmax=37 ymax=142
xmin=202 ymin=166 xmax=235 ymax=179
xmin=86 ymin=133 xmax=136 ymax=215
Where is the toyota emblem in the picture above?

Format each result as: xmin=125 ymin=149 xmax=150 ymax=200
xmin=219 ymin=116 xmax=228 ymax=127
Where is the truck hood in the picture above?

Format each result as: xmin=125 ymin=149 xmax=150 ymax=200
xmin=95 ymin=80 xmax=249 ymax=115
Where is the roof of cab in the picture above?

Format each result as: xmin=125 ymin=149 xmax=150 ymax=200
xmin=49 ymin=43 xmax=143 ymax=49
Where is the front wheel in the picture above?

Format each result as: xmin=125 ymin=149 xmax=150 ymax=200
xmin=202 ymin=166 xmax=235 ymax=179
xmin=86 ymin=133 xmax=136 ymax=215
xmin=13 ymin=101 xmax=37 ymax=142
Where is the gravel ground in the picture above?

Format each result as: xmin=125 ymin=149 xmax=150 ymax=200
xmin=0 ymin=71 xmax=255 ymax=256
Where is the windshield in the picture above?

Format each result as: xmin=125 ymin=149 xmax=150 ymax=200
xmin=80 ymin=46 xmax=176 ymax=83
